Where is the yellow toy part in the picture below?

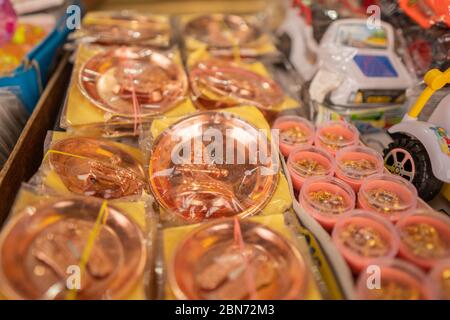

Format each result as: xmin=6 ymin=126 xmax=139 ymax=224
xmin=442 ymin=183 xmax=450 ymax=202
xmin=408 ymin=68 xmax=450 ymax=119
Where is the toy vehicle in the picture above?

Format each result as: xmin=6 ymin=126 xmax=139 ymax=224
xmin=312 ymin=18 xmax=414 ymax=107
xmin=379 ymin=0 xmax=450 ymax=76
xmin=282 ymin=1 xmax=380 ymax=81
xmin=384 ymin=68 xmax=450 ymax=201
xmin=398 ymin=0 xmax=450 ymax=29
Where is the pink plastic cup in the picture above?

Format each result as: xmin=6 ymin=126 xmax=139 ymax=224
xmin=356 ymin=258 xmax=431 ymax=300
xmin=287 ymin=146 xmax=334 ymax=191
xmin=396 ymin=210 xmax=450 ymax=270
xmin=272 ymin=116 xmax=315 ymax=157
xmin=287 ymin=146 xmax=335 ymax=191
xmin=335 ymin=146 xmax=384 ymax=192
xmin=358 ymin=173 xmax=418 ymax=223
xmin=427 ymin=258 xmax=450 ymax=300
xmin=332 ymin=211 xmax=399 ymax=273
xmin=314 ymin=121 xmax=360 ymax=156
xmin=299 ymin=176 xmax=355 ymax=231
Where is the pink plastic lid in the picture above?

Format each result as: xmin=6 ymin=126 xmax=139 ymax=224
xmin=396 ymin=210 xmax=450 ymax=270
xmin=272 ymin=115 xmax=315 ymax=157
xmin=287 ymin=146 xmax=335 ymax=191
xmin=358 ymin=173 xmax=418 ymax=223
xmin=300 ymin=176 xmax=355 ymax=231
xmin=314 ymin=121 xmax=359 ymax=155
xmin=427 ymin=258 xmax=450 ymax=300
xmin=356 ymin=258 xmax=431 ymax=300
xmin=332 ymin=210 xmax=399 ymax=273
xmin=335 ymin=146 xmax=384 ymax=191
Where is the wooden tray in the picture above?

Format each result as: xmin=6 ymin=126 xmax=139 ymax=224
xmin=0 ymin=54 xmax=72 ymax=227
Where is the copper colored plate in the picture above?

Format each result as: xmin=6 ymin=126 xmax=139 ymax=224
xmin=0 ymin=198 xmax=146 ymax=299
xmin=149 ymin=112 xmax=279 ymax=223
xmin=190 ymin=59 xmax=284 ymax=111
xmin=49 ymin=137 xmax=146 ymax=199
xmin=83 ymin=12 xmax=170 ymax=45
xmin=78 ymin=47 xmax=187 ymax=118
xmin=169 ymin=219 xmax=306 ymax=299
xmin=184 ymin=14 xmax=262 ymax=48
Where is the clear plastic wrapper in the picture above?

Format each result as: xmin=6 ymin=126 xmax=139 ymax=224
xmin=73 ymin=11 xmax=172 ymax=48
xmin=144 ymin=105 xmax=293 ymax=226
xmin=61 ymin=43 xmax=194 ymax=137
xmin=187 ymin=50 xmax=299 ymax=123
xmin=0 ymin=185 xmax=156 ymax=300
xmin=307 ymin=18 xmax=415 ymax=131
xmin=311 ymin=19 xmax=414 ymax=107
xmin=29 ymin=131 xmax=148 ymax=200
xmin=160 ymin=213 xmax=323 ymax=300
xmin=179 ymin=13 xmax=277 ymax=57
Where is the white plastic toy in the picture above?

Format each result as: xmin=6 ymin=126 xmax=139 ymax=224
xmin=384 ymin=68 xmax=450 ymax=201
xmin=310 ymin=18 xmax=414 ymax=107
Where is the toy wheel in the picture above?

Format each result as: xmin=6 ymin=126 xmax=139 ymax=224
xmin=384 ymin=136 xmax=443 ymax=201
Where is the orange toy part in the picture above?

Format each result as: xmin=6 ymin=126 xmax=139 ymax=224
xmin=399 ymin=0 xmax=450 ymax=29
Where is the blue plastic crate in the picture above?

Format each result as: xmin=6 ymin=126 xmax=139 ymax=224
xmin=0 ymin=0 xmax=83 ymax=113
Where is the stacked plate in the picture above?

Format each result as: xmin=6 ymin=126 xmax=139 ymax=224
xmin=0 ymin=90 xmax=28 ymax=167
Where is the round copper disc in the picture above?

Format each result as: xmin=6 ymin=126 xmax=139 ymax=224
xmin=48 ymin=137 xmax=146 ymax=199
xmin=184 ymin=14 xmax=262 ymax=48
xmin=169 ymin=219 xmax=307 ymax=300
xmin=0 ymin=198 xmax=146 ymax=299
xmin=149 ymin=112 xmax=279 ymax=223
xmin=189 ymin=59 xmax=285 ymax=111
xmin=83 ymin=12 xmax=170 ymax=45
xmin=78 ymin=47 xmax=188 ymax=118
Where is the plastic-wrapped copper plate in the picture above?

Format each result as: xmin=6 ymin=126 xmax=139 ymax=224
xmin=83 ymin=11 xmax=170 ymax=45
xmin=184 ymin=14 xmax=262 ymax=48
xmin=79 ymin=47 xmax=187 ymax=118
xmin=49 ymin=137 xmax=146 ymax=199
xmin=169 ymin=219 xmax=307 ymax=299
xmin=0 ymin=198 xmax=146 ymax=299
xmin=190 ymin=59 xmax=284 ymax=111
xmin=149 ymin=112 xmax=279 ymax=223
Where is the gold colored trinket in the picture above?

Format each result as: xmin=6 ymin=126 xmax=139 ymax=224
xmin=323 ymin=132 xmax=346 ymax=143
xmin=401 ymin=223 xmax=448 ymax=259
xmin=340 ymin=224 xmax=388 ymax=257
xmin=367 ymin=188 xmax=401 ymax=213
xmin=292 ymin=159 xmax=327 ymax=176
xmin=321 ymin=132 xmax=349 ymax=150
xmin=342 ymin=159 xmax=377 ymax=172
xmin=308 ymin=191 xmax=346 ymax=212
xmin=280 ymin=127 xmax=307 ymax=145
xmin=371 ymin=281 xmax=421 ymax=300
xmin=441 ymin=269 xmax=450 ymax=299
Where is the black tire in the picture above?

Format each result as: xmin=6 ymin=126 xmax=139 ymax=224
xmin=383 ymin=136 xmax=443 ymax=201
